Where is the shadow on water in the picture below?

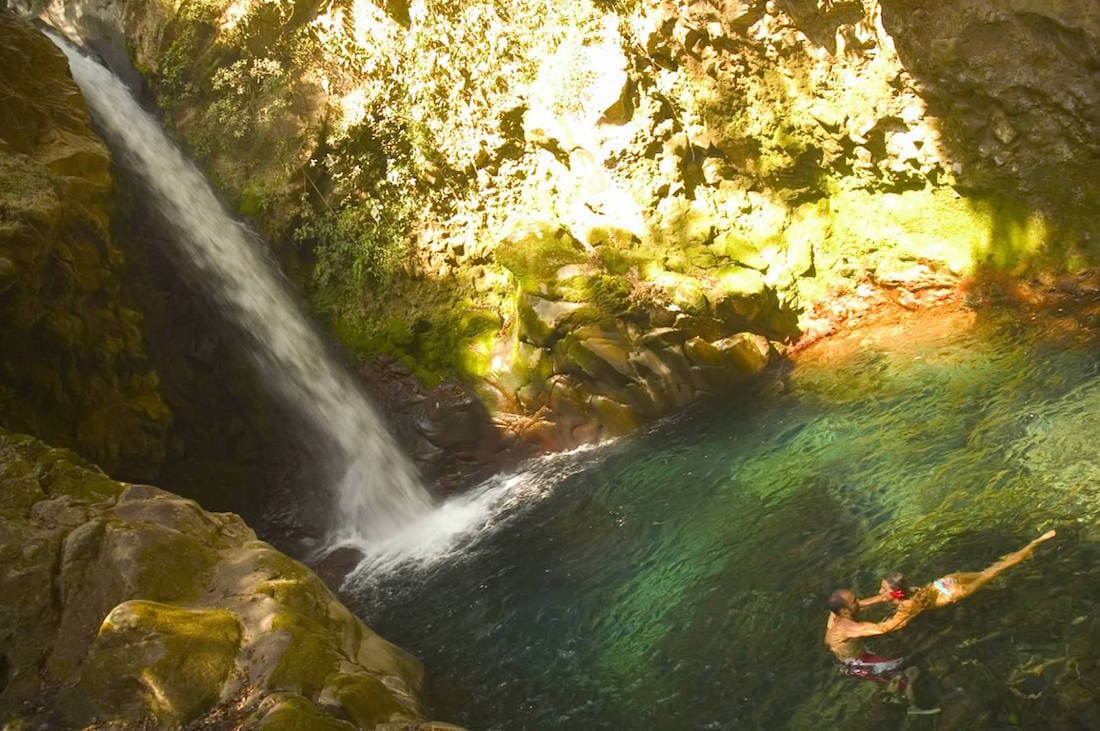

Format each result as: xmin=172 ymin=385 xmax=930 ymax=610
xmin=347 ymin=305 xmax=1100 ymax=729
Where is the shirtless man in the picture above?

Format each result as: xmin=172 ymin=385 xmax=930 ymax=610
xmin=827 ymin=529 xmax=1057 ymax=685
xmin=824 ymin=588 xmax=917 ymax=684
xmin=866 ymin=530 xmax=1057 ymax=623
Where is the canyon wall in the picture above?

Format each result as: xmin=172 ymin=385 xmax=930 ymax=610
xmin=27 ymin=0 xmax=1100 ymax=472
xmin=0 ymin=11 xmax=169 ymax=478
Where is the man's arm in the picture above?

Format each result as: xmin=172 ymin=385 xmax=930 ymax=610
xmin=846 ymin=603 xmax=918 ymax=638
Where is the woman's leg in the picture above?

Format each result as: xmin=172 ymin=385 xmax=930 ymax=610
xmin=940 ymin=530 xmax=1056 ymax=602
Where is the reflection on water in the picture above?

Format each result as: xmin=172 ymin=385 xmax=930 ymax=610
xmin=349 ymin=306 xmax=1100 ymax=729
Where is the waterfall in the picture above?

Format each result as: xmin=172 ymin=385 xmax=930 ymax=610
xmin=49 ymin=33 xmax=435 ymax=545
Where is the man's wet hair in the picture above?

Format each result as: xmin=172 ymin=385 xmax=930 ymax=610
xmin=828 ymin=589 xmax=854 ymax=614
xmin=884 ymin=572 xmax=908 ymax=595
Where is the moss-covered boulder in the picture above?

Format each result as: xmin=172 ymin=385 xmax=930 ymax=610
xmin=0 ymin=12 xmax=169 ymax=478
xmin=0 ymin=430 xmax=452 ymax=729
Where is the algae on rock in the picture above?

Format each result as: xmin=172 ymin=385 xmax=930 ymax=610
xmin=0 ymin=430 xmax=446 ymax=728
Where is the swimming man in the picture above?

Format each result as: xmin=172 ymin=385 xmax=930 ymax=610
xmin=824 ymin=588 xmax=916 ymax=684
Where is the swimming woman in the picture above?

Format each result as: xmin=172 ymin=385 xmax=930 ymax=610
xmin=866 ymin=529 xmax=1057 ymax=622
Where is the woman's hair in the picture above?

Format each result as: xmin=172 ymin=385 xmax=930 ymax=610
xmin=884 ymin=572 xmax=909 ymax=597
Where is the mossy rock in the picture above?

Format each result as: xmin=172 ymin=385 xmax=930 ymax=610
xmin=682 ymin=337 xmax=727 ymax=370
xmin=547 ymin=377 xmax=594 ymax=430
xmin=594 ymin=243 xmax=639 ymax=275
xmin=556 ymin=273 xmax=632 ymax=317
xmin=517 ymin=292 xmax=582 ymax=347
xmin=712 ymin=333 xmax=772 ymax=378
xmin=586 ymin=225 xmax=638 ymax=251
xmin=7 ymin=439 xmax=125 ymax=508
xmin=589 ymin=395 xmax=639 ymax=436
xmin=497 ymin=339 xmax=554 ymax=394
xmin=495 ymin=223 xmax=587 ymax=292
xmin=643 ymin=267 xmax=709 ymax=315
xmin=130 ymin=526 xmax=222 ymax=602
xmin=552 ymin=333 xmax=637 ymax=387
xmin=712 ymin=266 xmax=767 ymax=299
xmin=636 ymin=346 xmax=696 ymax=409
xmin=77 ymin=601 xmax=241 ymax=725
xmin=0 ymin=432 xmax=441 ymax=728
xmin=321 ymin=672 xmax=409 ymax=727
xmin=253 ymin=549 xmax=337 ymax=620
xmin=649 ymin=196 xmax=715 ymax=250
xmin=0 ymin=16 xmax=169 ymax=476
xmin=249 ymin=694 xmax=357 ymax=731
xmin=820 ymin=188 xmax=1002 ymax=275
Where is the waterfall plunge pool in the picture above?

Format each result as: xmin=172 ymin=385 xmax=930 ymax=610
xmin=48 ymin=25 xmax=1100 ymax=729
xmin=348 ymin=304 xmax=1100 ymax=729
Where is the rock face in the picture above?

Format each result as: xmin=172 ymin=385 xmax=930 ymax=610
xmin=880 ymin=0 xmax=1100 ymax=220
xmin=0 ymin=12 xmax=169 ymax=478
xmin=0 ymin=430 xmax=448 ymax=729
xmin=23 ymin=0 xmax=1100 ymax=457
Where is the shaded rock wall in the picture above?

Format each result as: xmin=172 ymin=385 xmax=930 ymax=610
xmin=0 ymin=12 xmax=169 ymax=478
xmin=875 ymin=0 xmax=1100 ymax=268
xmin=28 ymin=0 xmax=1100 ymax=461
xmin=0 ymin=430 xmax=450 ymax=728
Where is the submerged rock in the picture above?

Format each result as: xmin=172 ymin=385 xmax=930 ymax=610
xmin=0 ymin=431 xmax=450 ymax=729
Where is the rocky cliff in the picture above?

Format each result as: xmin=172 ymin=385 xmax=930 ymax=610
xmin=0 ymin=430 xmax=448 ymax=728
xmin=0 ymin=11 xmax=169 ymax=478
xmin=0 ymin=15 xmax=449 ymax=728
xmin=28 ymin=0 xmax=1100 ymax=469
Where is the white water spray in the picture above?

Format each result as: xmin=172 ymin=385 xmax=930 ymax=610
xmin=342 ymin=442 xmax=611 ymax=583
xmin=49 ymin=34 xmax=434 ymax=544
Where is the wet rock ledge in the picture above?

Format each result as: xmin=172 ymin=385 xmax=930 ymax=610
xmin=0 ymin=430 xmax=455 ymax=729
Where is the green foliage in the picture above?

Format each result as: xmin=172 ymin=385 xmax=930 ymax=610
xmin=299 ymin=203 xmax=409 ymax=311
xmin=204 ymin=57 xmax=291 ymax=142
xmin=156 ymin=5 xmax=220 ymax=98
xmin=298 ymin=75 xmax=452 ymax=321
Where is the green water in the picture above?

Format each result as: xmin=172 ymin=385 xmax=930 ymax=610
xmin=353 ymin=308 xmax=1100 ymax=729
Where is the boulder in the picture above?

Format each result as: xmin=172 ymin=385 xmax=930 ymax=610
xmin=639 ymin=326 xmax=691 ymax=349
xmin=547 ymin=376 xmax=593 ymax=431
xmin=712 ymin=332 xmax=772 ymax=377
xmin=629 ymin=346 xmax=696 ymax=409
xmin=682 ymin=333 xmax=773 ymax=390
xmin=683 ymin=336 xmax=727 ymax=370
xmin=710 ymin=266 xmax=775 ymax=330
xmin=0 ymin=431 xmax=448 ymax=729
xmin=552 ymin=332 xmax=637 ymax=386
xmin=517 ymin=292 xmax=583 ymax=346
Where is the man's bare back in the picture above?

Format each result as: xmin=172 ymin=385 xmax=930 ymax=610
xmin=824 ymin=589 xmax=911 ymax=662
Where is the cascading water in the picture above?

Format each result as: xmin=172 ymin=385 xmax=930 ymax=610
xmin=48 ymin=33 xmax=434 ymax=545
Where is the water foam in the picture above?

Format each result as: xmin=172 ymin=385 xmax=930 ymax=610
xmin=339 ymin=442 xmax=610 ymax=583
